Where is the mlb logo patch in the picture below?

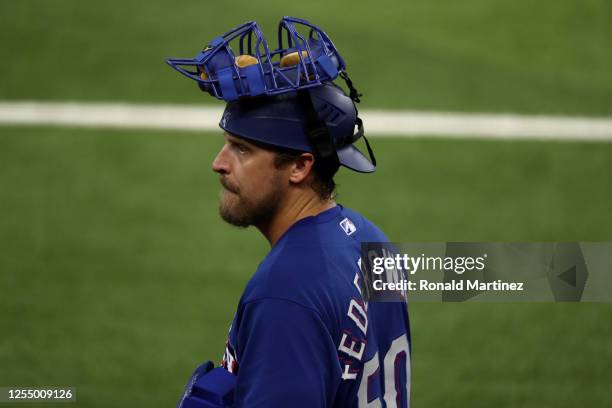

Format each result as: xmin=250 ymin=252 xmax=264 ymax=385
xmin=339 ymin=217 xmax=357 ymax=236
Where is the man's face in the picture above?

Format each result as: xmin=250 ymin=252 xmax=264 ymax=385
xmin=212 ymin=132 xmax=289 ymax=227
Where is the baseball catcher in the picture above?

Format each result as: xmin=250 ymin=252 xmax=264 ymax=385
xmin=168 ymin=16 xmax=411 ymax=408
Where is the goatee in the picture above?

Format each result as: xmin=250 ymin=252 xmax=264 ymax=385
xmin=218 ymin=175 xmax=285 ymax=228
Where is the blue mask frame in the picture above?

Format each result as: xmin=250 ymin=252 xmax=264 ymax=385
xmin=166 ymin=16 xmax=346 ymax=101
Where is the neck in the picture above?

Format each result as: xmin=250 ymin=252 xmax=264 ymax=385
xmin=258 ymin=193 xmax=336 ymax=246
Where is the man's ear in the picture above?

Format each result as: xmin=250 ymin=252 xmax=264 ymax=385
xmin=289 ymin=153 xmax=315 ymax=184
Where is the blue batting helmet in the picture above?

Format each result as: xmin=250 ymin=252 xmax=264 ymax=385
xmin=219 ymin=83 xmax=375 ymax=173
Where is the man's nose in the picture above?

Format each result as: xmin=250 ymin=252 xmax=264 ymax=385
xmin=212 ymin=144 xmax=230 ymax=174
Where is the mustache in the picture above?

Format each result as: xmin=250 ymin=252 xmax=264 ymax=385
xmin=219 ymin=176 xmax=240 ymax=194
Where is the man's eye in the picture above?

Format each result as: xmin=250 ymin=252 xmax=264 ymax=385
xmin=234 ymin=143 xmax=249 ymax=154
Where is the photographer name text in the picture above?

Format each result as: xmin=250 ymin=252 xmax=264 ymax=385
xmin=373 ymin=279 xmax=524 ymax=292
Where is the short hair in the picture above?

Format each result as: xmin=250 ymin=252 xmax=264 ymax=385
xmin=273 ymin=147 xmax=339 ymax=200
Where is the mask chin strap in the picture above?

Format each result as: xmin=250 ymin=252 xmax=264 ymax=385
xmin=339 ymin=71 xmax=362 ymax=103
xmin=297 ymin=90 xmax=340 ymax=171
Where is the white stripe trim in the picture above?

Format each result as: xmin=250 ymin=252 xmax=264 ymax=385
xmin=1 ymin=101 xmax=611 ymax=141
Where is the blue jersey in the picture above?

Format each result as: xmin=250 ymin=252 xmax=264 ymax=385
xmin=221 ymin=205 xmax=411 ymax=407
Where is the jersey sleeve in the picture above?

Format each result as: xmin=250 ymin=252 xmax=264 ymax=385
xmin=233 ymin=298 xmax=341 ymax=408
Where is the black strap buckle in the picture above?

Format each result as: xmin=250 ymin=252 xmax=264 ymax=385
xmin=339 ymin=71 xmax=362 ymax=103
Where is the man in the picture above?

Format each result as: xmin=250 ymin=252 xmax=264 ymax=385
xmin=169 ymin=17 xmax=411 ymax=408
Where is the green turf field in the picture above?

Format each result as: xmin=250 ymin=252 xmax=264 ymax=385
xmin=1 ymin=0 xmax=611 ymax=406
xmin=1 ymin=0 xmax=611 ymax=114
xmin=1 ymin=127 xmax=611 ymax=406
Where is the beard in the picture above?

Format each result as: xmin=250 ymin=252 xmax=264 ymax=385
xmin=218 ymin=174 xmax=285 ymax=228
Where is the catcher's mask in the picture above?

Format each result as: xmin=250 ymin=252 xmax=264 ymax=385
xmin=166 ymin=16 xmax=376 ymax=173
xmin=166 ymin=16 xmax=345 ymax=101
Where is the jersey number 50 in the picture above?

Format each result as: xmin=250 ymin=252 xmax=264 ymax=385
xmin=358 ymin=334 xmax=411 ymax=408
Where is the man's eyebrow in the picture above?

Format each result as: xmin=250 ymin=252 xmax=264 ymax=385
xmin=224 ymin=132 xmax=243 ymax=142
xmin=225 ymin=134 xmax=260 ymax=149
xmin=227 ymin=137 xmax=249 ymax=147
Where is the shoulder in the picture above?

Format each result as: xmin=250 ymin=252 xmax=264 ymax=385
xmin=280 ymin=205 xmax=388 ymax=248
xmin=338 ymin=206 xmax=389 ymax=243
xmin=238 ymin=205 xmax=389 ymax=323
xmin=243 ymin=239 xmax=342 ymax=307
xmin=243 ymin=206 xmax=389 ymax=301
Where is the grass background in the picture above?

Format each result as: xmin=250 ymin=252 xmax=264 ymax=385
xmin=0 ymin=0 xmax=611 ymax=114
xmin=1 ymin=129 xmax=610 ymax=407
xmin=1 ymin=0 xmax=611 ymax=407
